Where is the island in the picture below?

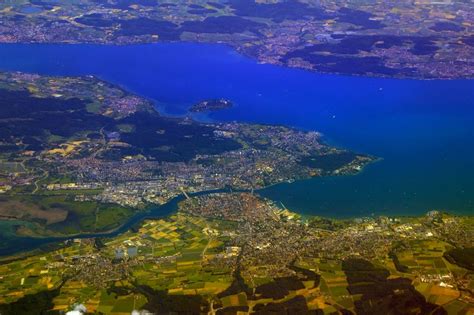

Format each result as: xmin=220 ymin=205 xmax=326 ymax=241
xmin=0 ymin=71 xmax=374 ymax=240
xmin=0 ymin=2 xmax=472 ymax=314
xmin=189 ymin=98 xmax=233 ymax=113
xmin=0 ymin=71 xmax=471 ymax=314
xmin=0 ymin=71 xmax=471 ymax=315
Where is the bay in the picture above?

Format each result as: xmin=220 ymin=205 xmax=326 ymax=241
xmin=0 ymin=42 xmax=472 ymax=219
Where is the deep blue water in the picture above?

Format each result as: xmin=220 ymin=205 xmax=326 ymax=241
xmin=19 ymin=6 xmax=43 ymax=14
xmin=0 ymin=43 xmax=473 ymax=219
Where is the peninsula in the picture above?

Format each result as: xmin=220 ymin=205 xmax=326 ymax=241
xmin=0 ymin=71 xmax=373 ymax=240
xmin=190 ymin=99 xmax=233 ymax=113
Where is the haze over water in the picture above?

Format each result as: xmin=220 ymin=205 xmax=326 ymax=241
xmin=0 ymin=43 xmax=473 ymax=217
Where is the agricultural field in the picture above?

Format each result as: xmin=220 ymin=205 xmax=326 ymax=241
xmin=0 ymin=0 xmax=473 ymax=79
xmin=0 ymin=210 xmax=473 ymax=314
xmin=0 ymin=195 xmax=472 ymax=314
xmin=392 ymin=239 xmax=474 ymax=314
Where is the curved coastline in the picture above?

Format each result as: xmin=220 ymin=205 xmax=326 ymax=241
xmin=0 ymin=158 xmax=378 ymax=258
xmin=0 ymin=42 xmax=472 ymax=257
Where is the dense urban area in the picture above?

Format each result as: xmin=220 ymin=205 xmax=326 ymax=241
xmin=0 ymin=69 xmax=471 ymax=315
xmin=0 ymin=1 xmax=473 ymax=314
xmin=0 ymin=192 xmax=472 ymax=314
xmin=0 ymin=71 xmax=374 ymax=239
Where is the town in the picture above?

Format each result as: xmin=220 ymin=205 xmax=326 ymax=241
xmin=0 ymin=71 xmax=375 ymax=239
xmin=0 ymin=1 xmax=472 ymax=79
xmin=0 ymin=192 xmax=472 ymax=314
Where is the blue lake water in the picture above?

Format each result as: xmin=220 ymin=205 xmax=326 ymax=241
xmin=0 ymin=43 xmax=473 ymax=218
xmin=19 ymin=6 xmax=43 ymax=14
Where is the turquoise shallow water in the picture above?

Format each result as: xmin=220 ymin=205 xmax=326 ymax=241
xmin=0 ymin=42 xmax=472 ymax=219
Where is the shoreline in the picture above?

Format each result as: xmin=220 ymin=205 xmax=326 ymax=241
xmin=0 ymin=158 xmax=378 ymax=258
xmin=0 ymin=66 xmax=377 ymax=257
xmin=0 ymin=43 xmax=472 ymax=258
xmin=1 ymin=41 xmax=473 ymax=81
xmin=1 ymin=169 xmax=472 ymax=259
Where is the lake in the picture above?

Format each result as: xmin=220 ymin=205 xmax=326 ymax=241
xmin=0 ymin=42 xmax=473 ymax=218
